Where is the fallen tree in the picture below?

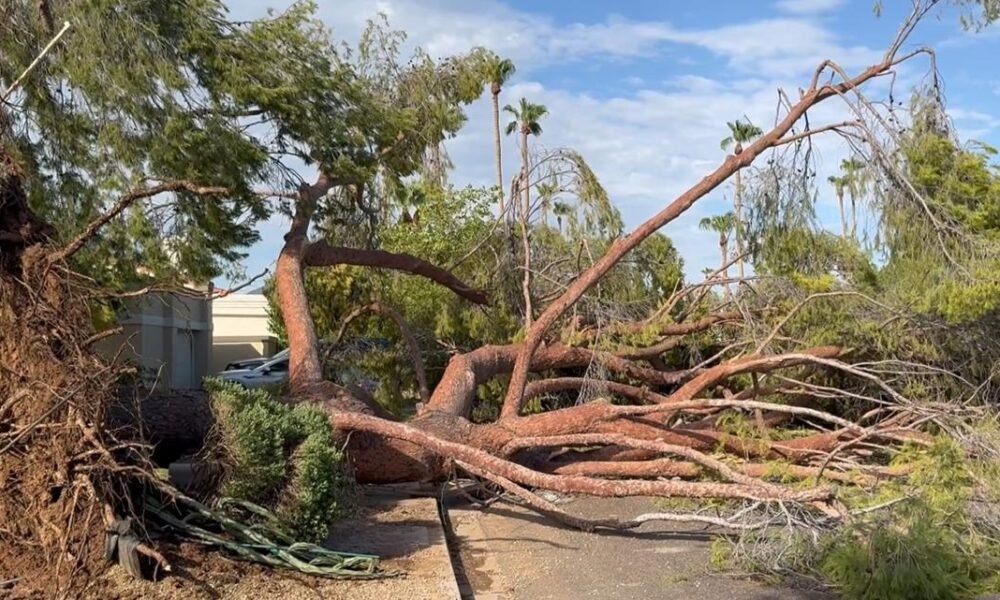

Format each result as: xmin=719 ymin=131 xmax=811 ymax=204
xmin=3 ymin=1 xmax=1000 ymax=597
xmin=268 ymin=4 xmax=941 ymax=501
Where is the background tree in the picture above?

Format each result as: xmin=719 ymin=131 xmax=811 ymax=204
xmin=485 ymin=57 xmax=516 ymax=215
xmin=504 ymin=97 xmax=548 ymax=327
xmin=828 ymin=174 xmax=850 ymax=237
xmin=840 ymin=156 xmax=868 ymax=239
xmin=720 ymin=118 xmax=763 ymax=279
xmin=699 ymin=211 xmax=736 ymax=298
xmin=505 ymin=97 xmax=548 ymax=218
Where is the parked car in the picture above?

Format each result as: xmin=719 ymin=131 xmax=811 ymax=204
xmin=217 ymin=351 xmax=377 ymax=393
xmin=223 ymin=348 xmax=288 ymax=371
xmin=217 ymin=354 xmax=290 ymax=389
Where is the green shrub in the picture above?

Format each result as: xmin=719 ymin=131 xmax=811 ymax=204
xmin=204 ymin=378 xmax=353 ymax=543
xmin=821 ymin=508 xmax=976 ymax=600
xmin=722 ymin=435 xmax=1000 ymax=600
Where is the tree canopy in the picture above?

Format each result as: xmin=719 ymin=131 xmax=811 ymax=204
xmin=1 ymin=2 xmax=491 ymax=287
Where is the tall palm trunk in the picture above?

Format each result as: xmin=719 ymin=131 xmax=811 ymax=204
xmin=519 ymin=128 xmax=532 ymax=328
xmin=849 ymin=191 xmax=858 ymax=239
xmin=492 ymin=86 xmax=505 ymax=217
xmin=733 ymin=149 xmax=745 ymax=280
xmin=837 ymin=188 xmax=847 ymax=238
xmin=720 ymin=232 xmax=731 ymax=301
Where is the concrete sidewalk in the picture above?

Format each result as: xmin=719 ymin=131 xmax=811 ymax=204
xmin=445 ymin=495 xmax=833 ymax=600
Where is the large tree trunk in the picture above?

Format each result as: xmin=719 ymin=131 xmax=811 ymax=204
xmin=720 ymin=233 xmax=731 ymax=300
xmin=838 ymin=188 xmax=847 ymax=238
xmin=850 ymin=190 xmax=858 ymax=239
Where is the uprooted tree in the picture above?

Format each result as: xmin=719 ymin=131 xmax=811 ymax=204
xmin=4 ymin=0 xmax=1000 ymax=596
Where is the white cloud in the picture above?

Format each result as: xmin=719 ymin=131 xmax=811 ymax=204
xmin=775 ymin=0 xmax=847 ymax=15
xmin=949 ymin=107 xmax=1000 ymax=141
xmin=232 ymin=0 xmax=877 ymax=76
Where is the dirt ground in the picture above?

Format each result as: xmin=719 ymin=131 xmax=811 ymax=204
xmin=445 ymin=495 xmax=834 ymax=600
xmin=82 ymin=492 xmax=459 ymax=600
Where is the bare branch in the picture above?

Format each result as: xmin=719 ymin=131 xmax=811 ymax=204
xmin=0 ymin=21 xmax=71 ymax=102
xmin=49 ymin=181 xmax=230 ymax=263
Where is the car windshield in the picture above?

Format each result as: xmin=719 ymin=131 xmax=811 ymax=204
xmin=254 ymin=356 xmax=288 ymax=373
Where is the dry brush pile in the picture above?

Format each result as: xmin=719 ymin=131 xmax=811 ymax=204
xmin=0 ymin=152 xmax=160 ymax=595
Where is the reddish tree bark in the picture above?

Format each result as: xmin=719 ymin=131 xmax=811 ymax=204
xmin=303 ymin=241 xmax=489 ymax=305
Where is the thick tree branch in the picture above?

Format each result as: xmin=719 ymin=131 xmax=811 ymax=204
xmin=278 ymin=173 xmax=338 ymax=389
xmin=499 ymin=432 xmax=791 ymax=490
xmin=333 ymin=412 xmax=834 ymax=503
xmin=425 ymin=343 xmax=692 ymax=417
xmin=302 ymin=240 xmax=489 ymax=305
xmin=658 ymin=346 xmax=842 ymax=404
xmin=456 ymin=461 xmax=774 ymax=532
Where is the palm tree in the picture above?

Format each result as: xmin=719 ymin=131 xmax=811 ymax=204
xmin=486 ymin=57 xmax=516 ymax=216
xmin=504 ymin=98 xmax=548 ymax=217
xmin=553 ymin=200 xmax=571 ymax=234
xmin=840 ymin=157 xmax=866 ymax=239
xmin=720 ymin=118 xmax=763 ymax=280
xmin=536 ymin=181 xmax=559 ymax=226
xmin=504 ymin=98 xmax=547 ymax=328
xmin=827 ymin=174 xmax=849 ymax=238
xmin=699 ymin=211 xmax=736 ymax=300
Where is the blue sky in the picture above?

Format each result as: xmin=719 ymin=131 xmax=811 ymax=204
xmin=223 ymin=0 xmax=1000 ymax=288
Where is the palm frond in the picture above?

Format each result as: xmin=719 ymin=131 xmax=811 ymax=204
xmin=489 ymin=57 xmax=517 ymax=85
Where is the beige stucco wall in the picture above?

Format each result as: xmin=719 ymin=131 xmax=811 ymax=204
xmin=95 ymin=289 xmax=212 ymax=391
xmin=210 ymin=294 xmax=279 ymax=373
xmin=212 ymin=294 xmax=273 ymax=337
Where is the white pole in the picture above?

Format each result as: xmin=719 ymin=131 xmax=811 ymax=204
xmin=1 ymin=21 xmax=72 ymax=102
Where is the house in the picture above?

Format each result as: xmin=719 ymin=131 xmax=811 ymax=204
xmin=210 ymin=292 xmax=279 ymax=373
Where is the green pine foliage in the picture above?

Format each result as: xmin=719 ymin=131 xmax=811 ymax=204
xmin=204 ymin=379 xmax=352 ymax=543
xmin=722 ymin=437 xmax=1000 ymax=600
